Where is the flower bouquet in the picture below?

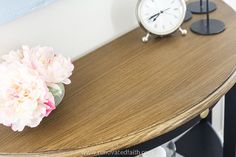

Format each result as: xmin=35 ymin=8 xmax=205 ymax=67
xmin=0 ymin=46 xmax=74 ymax=131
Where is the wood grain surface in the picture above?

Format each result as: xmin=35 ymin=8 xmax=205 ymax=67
xmin=0 ymin=0 xmax=236 ymax=156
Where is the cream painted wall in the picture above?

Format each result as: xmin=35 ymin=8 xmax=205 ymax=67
xmin=0 ymin=0 xmax=234 ymax=59
xmin=0 ymin=0 xmax=138 ymax=59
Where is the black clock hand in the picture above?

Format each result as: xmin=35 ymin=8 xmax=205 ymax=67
xmin=148 ymin=13 xmax=161 ymax=21
xmin=152 ymin=14 xmax=160 ymax=22
xmin=161 ymin=8 xmax=170 ymax=13
xmin=148 ymin=8 xmax=170 ymax=22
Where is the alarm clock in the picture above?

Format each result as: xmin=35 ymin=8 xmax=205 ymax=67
xmin=136 ymin=0 xmax=187 ymax=42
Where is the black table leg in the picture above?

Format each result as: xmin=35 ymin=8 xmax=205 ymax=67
xmin=224 ymin=85 xmax=236 ymax=157
xmin=206 ymin=110 xmax=212 ymax=124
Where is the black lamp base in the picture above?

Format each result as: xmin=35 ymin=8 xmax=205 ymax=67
xmin=184 ymin=10 xmax=192 ymax=22
xmin=188 ymin=1 xmax=217 ymax=14
xmin=191 ymin=19 xmax=225 ymax=35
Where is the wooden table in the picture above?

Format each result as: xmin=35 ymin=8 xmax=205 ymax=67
xmin=1 ymin=0 xmax=236 ymax=156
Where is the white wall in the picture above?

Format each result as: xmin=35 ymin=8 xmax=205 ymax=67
xmin=224 ymin=0 xmax=236 ymax=10
xmin=0 ymin=0 xmax=138 ymax=59
xmin=0 ymin=0 xmax=234 ymax=59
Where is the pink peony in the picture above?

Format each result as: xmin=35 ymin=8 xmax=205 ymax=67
xmin=0 ymin=62 xmax=55 ymax=131
xmin=0 ymin=45 xmax=73 ymax=131
xmin=2 ymin=46 xmax=74 ymax=85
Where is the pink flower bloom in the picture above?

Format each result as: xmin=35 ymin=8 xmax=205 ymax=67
xmin=45 ymin=100 xmax=56 ymax=117
xmin=2 ymin=46 xmax=74 ymax=85
xmin=0 ymin=45 xmax=72 ymax=131
xmin=0 ymin=62 xmax=55 ymax=131
xmin=30 ymin=46 xmax=74 ymax=84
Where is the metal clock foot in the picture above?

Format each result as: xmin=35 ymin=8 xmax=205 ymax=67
xmin=179 ymin=27 xmax=188 ymax=36
xmin=142 ymin=33 xmax=151 ymax=43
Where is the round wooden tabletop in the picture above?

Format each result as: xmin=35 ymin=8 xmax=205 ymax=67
xmin=1 ymin=0 xmax=236 ymax=156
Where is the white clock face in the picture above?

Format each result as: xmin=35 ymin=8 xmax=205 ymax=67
xmin=137 ymin=0 xmax=186 ymax=35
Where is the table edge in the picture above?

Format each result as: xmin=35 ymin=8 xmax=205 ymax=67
xmin=1 ymin=66 xmax=236 ymax=157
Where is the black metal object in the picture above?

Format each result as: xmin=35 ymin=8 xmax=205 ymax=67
xmin=224 ymin=85 xmax=236 ymax=157
xmin=176 ymin=121 xmax=223 ymax=157
xmin=191 ymin=19 xmax=225 ymax=35
xmin=206 ymin=110 xmax=212 ymax=123
xmin=190 ymin=0 xmax=225 ymax=35
xmin=188 ymin=0 xmax=217 ymax=14
xmin=184 ymin=10 xmax=192 ymax=22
